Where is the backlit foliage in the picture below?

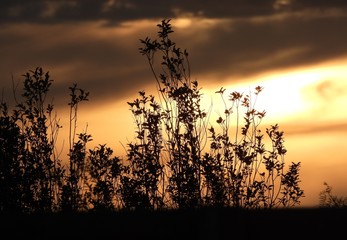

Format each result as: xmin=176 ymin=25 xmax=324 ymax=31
xmin=0 ymin=19 xmax=305 ymax=213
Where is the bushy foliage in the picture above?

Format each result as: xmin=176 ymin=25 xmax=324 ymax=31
xmin=0 ymin=19 xmax=304 ymax=213
xmin=135 ymin=19 xmax=304 ymax=209
xmin=0 ymin=68 xmax=64 ymax=213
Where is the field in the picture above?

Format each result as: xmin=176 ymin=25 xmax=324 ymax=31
xmin=1 ymin=207 xmax=346 ymax=239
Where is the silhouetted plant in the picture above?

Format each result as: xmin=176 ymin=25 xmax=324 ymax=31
xmin=139 ymin=19 xmax=209 ymax=208
xmin=62 ymin=83 xmax=125 ymax=212
xmin=1 ymin=69 xmax=126 ymax=213
xmin=319 ymin=182 xmax=347 ymax=208
xmin=0 ymin=19 xmax=305 ymax=213
xmin=0 ymin=67 xmax=64 ymax=213
xmin=201 ymin=87 xmax=304 ymax=208
xmin=138 ymin=19 xmax=304 ymax=209
xmin=87 ymin=144 xmax=124 ymax=211
xmin=61 ymin=132 xmax=91 ymax=212
xmin=68 ymin=83 xmax=89 ymax=150
xmin=120 ymin=91 xmax=164 ymax=209
xmin=0 ymin=101 xmax=26 ymax=212
xmin=61 ymin=83 xmax=90 ymax=212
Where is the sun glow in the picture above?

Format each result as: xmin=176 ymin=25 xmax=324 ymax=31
xmin=250 ymin=70 xmax=320 ymax=122
xmin=199 ymin=59 xmax=347 ymax=207
xmin=209 ymin=57 xmax=347 ymax=124
xmin=202 ymin=71 xmax=319 ymax=125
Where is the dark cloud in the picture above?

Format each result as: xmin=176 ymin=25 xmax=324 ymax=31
xmin=2 ymin=0 xmax=347 ymax=25
xmin=185 ymin=14 xmax=347 ymax=84
xmin=293 ymin=0 xmax=347 ymax=9
xmin=0 ymin=22 xmax=153 ymax=109
xmin=1 ymin=2 xmax=347 ymax=110
xmin=0 ymin=0 xmax=271 ymax=24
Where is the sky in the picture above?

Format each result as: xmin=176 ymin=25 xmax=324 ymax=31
xmin=1 ymin=0 xmax=347 ymax=207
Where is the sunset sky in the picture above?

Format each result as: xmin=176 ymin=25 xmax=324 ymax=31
xmin=1 ymin=0 xmax=347 ymax=207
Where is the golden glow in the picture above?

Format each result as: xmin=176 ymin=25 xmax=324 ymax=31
xmin=197 ymin=57 xmax=347 ymax=207
xmin=56 ymin=98 xmax=137 ymax=164
xmin=52 ymin=57 xmax=347 ymax=207
xmin=4 ymin=18 xmax=345 ymax=207
xmin=255 ymin=71 xmax=322 ymax=123
xmin=285 ymin=131 xmax=347 ymax=206
xmin=212 ymin=57 xmax=347 ymax=125
xmin=175 ymin=18 xmax=193 ymax=28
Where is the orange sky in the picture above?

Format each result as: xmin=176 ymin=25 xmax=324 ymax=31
xmin=1 ymin=1 xmax=347 ymax=207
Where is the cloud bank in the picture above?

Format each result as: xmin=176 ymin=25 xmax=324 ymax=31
xmin=1 ymin=1 xmax=346 ymax=132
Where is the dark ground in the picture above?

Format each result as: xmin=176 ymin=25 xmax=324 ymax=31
xmin=1 ymin=207 xmax=346 ymax=239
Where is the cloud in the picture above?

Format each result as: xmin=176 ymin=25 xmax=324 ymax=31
xmin=180 ymin=13 xmax=347 ymax=85
xmin=1 ymin=7 xmax=347 ymax=111
xmin=2 ymin=0 xmax=347 ymax=25
xmin=0 ymin=21 xmax=154 ymax=108
xmin=291 ymin=0 xmax=347 ymax=9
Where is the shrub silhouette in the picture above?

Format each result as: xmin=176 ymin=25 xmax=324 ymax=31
xmin=0 ymin=19 xmax=304 ymax=213
xmin=60 ymin=84 xmax=90 ymax=212
xmin=138 ymin=20 xmax=208 ymax=209
xmin=0 ymin=68 xmax=64 ymax=213
xmin=87 ymin=144 xmax=124 ymax=211
xmin=134 ymin=19 xmax=304 ymax=209
xmin=121 ymin=91 xmax=164 ymax=209
xmin=0 ymin=100 xmax=26 ymax=212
